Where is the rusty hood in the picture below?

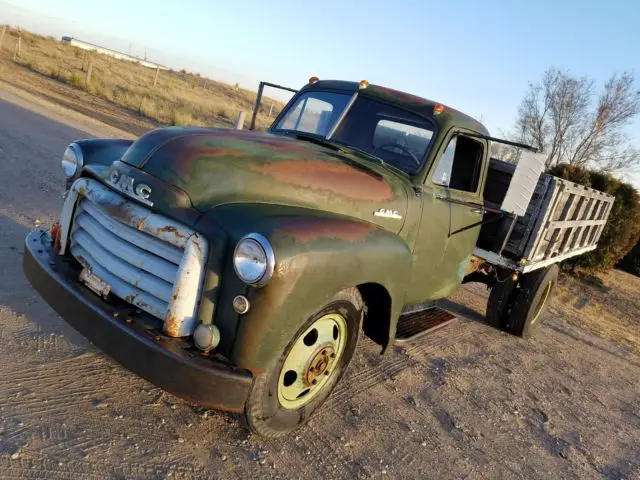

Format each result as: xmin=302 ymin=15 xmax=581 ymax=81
xmin=120 ymin=127 xmax=409 ymax=233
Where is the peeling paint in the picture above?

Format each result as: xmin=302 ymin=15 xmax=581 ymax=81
xmin=276 ymin=218 xmax=375 ymax=243
xmin=249 ymin=159 xmax=394 ymax=202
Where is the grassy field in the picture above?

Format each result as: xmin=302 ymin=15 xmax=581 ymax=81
xmin=0 ymin=26 xmax=284 ymax=130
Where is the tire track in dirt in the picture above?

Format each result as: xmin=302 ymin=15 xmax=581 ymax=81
xmin=326 ymin=318 xmax=489 ymax=411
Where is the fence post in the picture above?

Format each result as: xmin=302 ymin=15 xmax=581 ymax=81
xmin=235 ymin=111 xmax=246 ymax=130
xmin=13 ymin=35 xmax=21 ymax=60
xmin=153 ymin=66 xmax=160 ymax=86
xmin=0 ymin=26 xmax=6 ymax=52
xmin=249 ymin=82 xmax=265 ymax=130
xmin=86 ymin=55 xmax=93 ymax=84
xmin=268 ymin=103 xmax=274 ymax=117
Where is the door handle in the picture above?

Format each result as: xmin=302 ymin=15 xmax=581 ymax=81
xmin=471 ymin=208 xmax=485 ymax=215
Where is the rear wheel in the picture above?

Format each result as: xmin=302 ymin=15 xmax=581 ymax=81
xmin=243 ymin=288 xmax=363 ymax=438
xmin=486 ymin=270 xmax=518 ymax=329
xmin=504 ymin=265 xmax=558 ymax=339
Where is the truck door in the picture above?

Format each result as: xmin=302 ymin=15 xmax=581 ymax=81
xmin=407 ymin=132 xmax=487 ymax=302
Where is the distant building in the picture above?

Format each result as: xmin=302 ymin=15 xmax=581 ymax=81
xmin=61 ymin=36 xmax=168 ymax=70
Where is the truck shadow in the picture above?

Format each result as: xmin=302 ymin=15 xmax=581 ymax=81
xmin=437 ymin=297 xmax=487 ymax=324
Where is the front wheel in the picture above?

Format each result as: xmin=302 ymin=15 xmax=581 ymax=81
xmin=243 ymin=288 xmax=363 ymax=438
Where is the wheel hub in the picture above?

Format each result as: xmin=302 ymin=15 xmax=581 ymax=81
xmin=303 ymin=344 xmax=336 ymax=386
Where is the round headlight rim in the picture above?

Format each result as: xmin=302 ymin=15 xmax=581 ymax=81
xmin=61 ymin=142 xmax=84 ymax=179
xmin=233 ymin=233 xmax=275 ymax=288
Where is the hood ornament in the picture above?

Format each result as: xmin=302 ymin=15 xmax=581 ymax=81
xmin=374 ymin=208 xmax=402 ymax=220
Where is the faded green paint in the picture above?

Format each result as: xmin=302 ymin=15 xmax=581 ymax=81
xmin=123 ymin=129 xmax=410 ymax=235
xmin=69 ymin=79 xmax=493 ymax=375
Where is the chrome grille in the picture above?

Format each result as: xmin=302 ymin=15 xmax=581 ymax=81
xmin=61 ymin=178 xmax=208 ymax=337
xmin=71 ymin=198 xmax=181 ymax=319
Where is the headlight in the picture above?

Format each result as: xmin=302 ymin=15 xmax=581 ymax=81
xmin=61 ymin=143 xmax=83 ymax=179
xmin=233 ymin=233 xmax=275 ymax=287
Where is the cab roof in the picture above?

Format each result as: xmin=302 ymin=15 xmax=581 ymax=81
xmin=302 ymin=80 xmax=490 ymax=137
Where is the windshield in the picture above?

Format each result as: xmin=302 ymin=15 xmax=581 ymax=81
xmin=274 ymin=91 xmax=435 ymax=173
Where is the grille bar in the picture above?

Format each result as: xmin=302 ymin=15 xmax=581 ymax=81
xmin=71 ymin=244 xmax=168 ymax=318
xmin=75 ymin=209 xmax=178 ymax=283
xmin=80 ymin=199 xmax=183 ymax=264
xmin=71 ymin=228 xmax=174 ymax=303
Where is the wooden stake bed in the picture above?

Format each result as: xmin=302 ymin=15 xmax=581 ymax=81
xmin=475 ymin=158 xmax=615 ymax=273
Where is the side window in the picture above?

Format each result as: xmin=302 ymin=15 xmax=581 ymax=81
xmin=431 ymin=135 xmax=483 ymax=192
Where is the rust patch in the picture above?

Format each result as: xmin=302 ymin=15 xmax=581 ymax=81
xmin=164 ymin=312 xmax=180 ymax=337
xmin=277 ymin=218 xmax=375 ymax=243
xmin=156 ymin=225 xmax=187 ymax=239
xmin=465 ymin=256 xmax=485 ymax=276
xmin=250 ymin=159 xmax=394 ymax=201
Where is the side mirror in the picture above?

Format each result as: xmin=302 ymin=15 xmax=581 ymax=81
xmin=500 ymin=151 xmax=546 ymax=216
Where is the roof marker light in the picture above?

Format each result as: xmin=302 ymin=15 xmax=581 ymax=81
xmin=359 ymin=79 xmax=369 ymax=89
xmin=434 ymin=103 xmax=445 ymax=115
xmin=308 ymin=76 xmax=319 ymax=84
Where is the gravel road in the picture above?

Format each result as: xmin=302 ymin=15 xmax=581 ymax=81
xmin=0 ymin=89 xmax=638 ymax=479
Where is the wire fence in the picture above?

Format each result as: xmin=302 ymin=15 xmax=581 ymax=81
xmin=0 ymin=25 xmax=287 ymax=130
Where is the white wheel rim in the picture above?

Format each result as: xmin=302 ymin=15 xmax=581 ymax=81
xmin=277 ymin=313 xmax=347 ymax=410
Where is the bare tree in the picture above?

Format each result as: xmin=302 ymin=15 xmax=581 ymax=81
xmin=489 ymin=130 xmax=521 ymax=164
xmin=515 ymin=68 xmax=640 ymax=171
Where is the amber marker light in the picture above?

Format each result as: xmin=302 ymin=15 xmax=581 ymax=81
xmin=359 ymin=79 xmax=369 ymax=89
xmin=434 ymin=103 xmax=445 ymax=115
xmin=308 ymin=76 xmax=319 ymax=84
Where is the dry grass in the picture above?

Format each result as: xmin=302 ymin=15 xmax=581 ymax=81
xmin=553 ymin=269 xmax=640 ymax=352
xmin=0 ymin=27 xmax=283 ymax=130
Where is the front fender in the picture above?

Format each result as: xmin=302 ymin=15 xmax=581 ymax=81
xmin=73 ymin=139 xmax=135 ymax=186
xmin=221 ymin=212 xmax=411 ymax=374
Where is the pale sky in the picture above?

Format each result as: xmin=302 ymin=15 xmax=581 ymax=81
xmin=2 ymin=0 xmax=639 ymax=186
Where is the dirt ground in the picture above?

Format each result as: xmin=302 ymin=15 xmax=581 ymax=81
xmin=0 ymin=82 xmax=639 ymax=480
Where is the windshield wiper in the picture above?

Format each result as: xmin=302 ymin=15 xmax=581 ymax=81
xmin=292 ymin=132 xmax=340 ymax=151
xmin=335 ymin=143 xmax=385 ymax=166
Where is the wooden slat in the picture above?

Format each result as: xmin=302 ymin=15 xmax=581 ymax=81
xmin=523 ymin=176 xmax=615 ymax=263
xmin=548 ymin=219 xmax=608 ymax=228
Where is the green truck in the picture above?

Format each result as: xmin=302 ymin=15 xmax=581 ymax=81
xmin=23 ymin=78 xmax=614 ymax=437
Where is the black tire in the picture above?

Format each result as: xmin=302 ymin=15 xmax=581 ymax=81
xmin=504 ymin=265 xmax=558 ymax=339
xmin=486 ymin=271 xmax=519 ymax=329
xmin=243 ymin=288 xmax=363 ymax=438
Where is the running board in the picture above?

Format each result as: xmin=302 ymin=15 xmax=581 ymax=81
xmin=395 ymin=307 xmax=457 ymax=343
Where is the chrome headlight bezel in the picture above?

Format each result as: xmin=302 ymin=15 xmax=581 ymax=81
xmin=61 ymin=143 xmax=83 ymax=179
xmin=233 ymin=233 xmax=275 ymax=287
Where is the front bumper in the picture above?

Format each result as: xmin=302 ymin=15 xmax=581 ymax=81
xmin=23 ymin=229 xmax=252 ymax=413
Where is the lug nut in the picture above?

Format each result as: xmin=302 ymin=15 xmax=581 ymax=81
xmin=330 ymin=353 xmax=336 ymax=358
xmin=311 ymin=379 xmax=317 ymax=385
